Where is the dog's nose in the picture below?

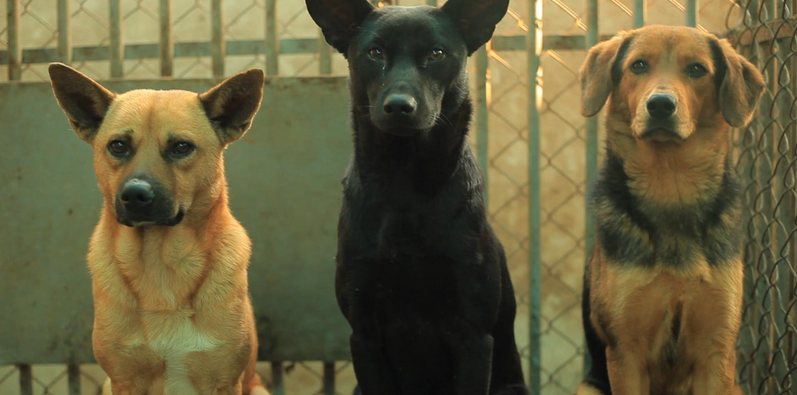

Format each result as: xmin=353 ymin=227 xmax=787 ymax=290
xmin=646 ymin=93 xmax=677 ymax=120
xmin=383 ymin=94 xmax=417 ymax=115
xmin=120 ymin=179 xmax=155 ymax=210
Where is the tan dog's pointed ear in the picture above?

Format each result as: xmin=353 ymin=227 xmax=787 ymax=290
xmin=712 ymin=39 xmax=765 ymax=128
xmin=199 ymin=68 xmax=265 ymax=144
xmin=580 ymin=34 xmax=630 ymax=118
xmin=48 ymin=62 xmax=115 ymax=142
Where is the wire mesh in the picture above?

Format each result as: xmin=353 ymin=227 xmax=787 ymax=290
xmin=0 ymin=0 xmax=792 ymax=394
xmin=725 ymin=0 xmax=797 ymax=393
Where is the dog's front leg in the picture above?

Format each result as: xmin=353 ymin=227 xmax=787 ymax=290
xmin=350 ymin=333 xmax=399 ymax=395
xmin=605 ymin=345 xmax=650 ymax=395
xmin=453 ymin=334 xmax=494 ymax=395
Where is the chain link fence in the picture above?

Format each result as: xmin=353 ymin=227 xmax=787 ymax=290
xmin=0 ymin=0 xmax=792 ymax=394
xmin=725 ymin=0 xmax=797 ymax=393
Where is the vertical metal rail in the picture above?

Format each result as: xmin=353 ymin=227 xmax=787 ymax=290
xmin=18 ymin=364 xmax=32 ymax=395
xmin=109 ymin=0 xmax=123 ymax=78
xmin=318 ymin=31 xmax=331 ymax=75
xmin=160 ymin=0 xmax=173 ymax=77
xmin=476 ymin=47 xmax=490 ymax=206
xmin=271 ymin=361 xmax=284 ymax=395
xmin=634 ymin=0 xmax=647 ymax=28
xmin=322 ymin=362 xmax=335 ymax=395
xmin=685 ymin=0 xmax=697 ymax=27
xmin=57 ymin=0 xmax=71 ymax=64
xmin=211 ymin=0 xmax=224 ymax=77
xmin=426 ymin=0 xmax=438 ymax=5
xmin=773 ymin=34 xmax=791 ymax=391
xmin=583 ymin=0 xmax=599 ymax=374
xmin=527 ymin=0 xmax=543 ymax=392
xmin=265 ymin=0 xmax=279 ymax=76
xmin=6 ymin=0 xmax=20 ymax=81
xmin=67 ymin=364 xmax=81 ymax=395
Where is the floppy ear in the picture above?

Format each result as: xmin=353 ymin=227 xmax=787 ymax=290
xmin=712 ymin=39 xmax=765 ymax=128
xmin=579 ymin=34 xmax=630 ymax=118
xmin=306 ymin=0 xmax=375 ymax=56
xmin=441 ymin=0 xmax=509 ymax=55
xmin=48 ymin=62 xmax=116 ymax=143
xmin=199 ymin=68 xmax=265 ymax=144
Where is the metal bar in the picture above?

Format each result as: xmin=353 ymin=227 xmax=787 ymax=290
xmin=18 ymin=364 xmax=32 ymax=395
xmin=57 ymin=0 xmax=71 ymax=64
xmin=160 ymin=0 xmax=173 ymax=77
xmin=0 ymin=34 xmax=653 ymax=65
xmin=634 ymin=0 xmax=646 ymax=28
xmin=271 ymin=361 xmax=284 ymax=395
xmin=211 ymin=0 xmax=224 ymax=77
xmin=322 ymin=362 xmax=335 ymax=395
xmin=476 ymin=46 xmax=489 ymax=207
xmin=67 ymin=364 xmax=81 ymax=395
xmin=6 ymin=0 xmax=20 ymax=81
xmin=109 ymin=0 xmax=123 ymax=78
xmin=427 ymin=0 xmax=438 ymax=5
xmin=685 ymin=0 xmax=697 ymax=27
xmin=527 ymin=0 xmax=543 ymax=391
xmin=773 ymin=37 xmax=791 ymax=388
xmin=318 ymin=30 xmax=331 ymax=75
xmin=584 ymin=0 xmax=599 ymax=374
xmin=265 ymin=0 xmax=279 ymax=75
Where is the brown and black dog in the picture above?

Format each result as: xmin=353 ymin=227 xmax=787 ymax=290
xmin=49 ymin=63 xmax=269 ymax=395
xmin=575 ymin=26 xmax=764 ymax=395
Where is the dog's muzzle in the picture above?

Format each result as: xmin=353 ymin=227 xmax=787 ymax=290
xmin=640 ymin=93 xmax=685 ymax=142
xmin=115 ymin=176 xmax=184 ymax=227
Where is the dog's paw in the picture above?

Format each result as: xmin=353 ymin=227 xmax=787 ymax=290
xmin=250 ymin=385 xmax=270 ymax=395
xmin=102 ymin=378 xmax=113 ymax=395
xmin=574 ymin=382 xmax=607 ymax=395
xmin=492 ymin=384 xmax=531 ymax=395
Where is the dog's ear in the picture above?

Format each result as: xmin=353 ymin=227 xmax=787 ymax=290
xmin=579 ymin=34 xmax=631 ymax=118
xmin=199 ymin=68 xmax=265 ymax=144
xmin=48 ymin=63 xmax=115 ymax=143
xmin=711 ymin=38 xmax=765 ymax=128
xmin=306 ymin=0 xmax=375 ymax=56
xmin=441 ymin=0 xmax=509 ymax=55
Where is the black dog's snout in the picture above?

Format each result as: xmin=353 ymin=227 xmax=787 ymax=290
xmin=646 ymin=93 xmax=677 ymax=120
xmin=120 ymin=179 xmax=155 ymax=208
xmin=383 ymin=94 xmax=417 ymax=115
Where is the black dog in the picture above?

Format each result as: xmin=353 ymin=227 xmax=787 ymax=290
xmin=306 ymin=1 xmax=528 ymax=394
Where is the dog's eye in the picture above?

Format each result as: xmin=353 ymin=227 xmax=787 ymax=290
xmin=171 ymin=142 xmax=195 ymax=157
xmin=429 ymin=48 xmax=445 ymax=61
xmin=108 ymin=140 xmax=130 ymax=156
xmin=368 ymin=48 xmax=384 ymax=60
xmin=630 ymin=60 xmax=648 ymax=74
xmin=686 ymin=63 xmax=708 ymax=78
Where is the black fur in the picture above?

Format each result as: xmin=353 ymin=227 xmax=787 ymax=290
xmin=305 ymin=0 xmax=527 ymax=394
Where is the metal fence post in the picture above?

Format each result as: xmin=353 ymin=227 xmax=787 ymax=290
xmin=584 ymin=0 xmax=599 ymax=374
xmin=160 ymin=0 xmax=173 ymax=77
xmin=57 ymin=0 xmax=71 ymax=64
xmin=6 ymin=0 xmax=20 ymax=81
xmin=527 ymin=0 xmax=543 ymax=392
xmin=686 ymin=0 xmax=697 ymax=27
xmin=211 ymin=0 xmax=224 ymax=77
xmin=634 ymin=0 xmax=647 ymax=28
xmin=109 ymin=0 xmax=123 ymax=78
xmin=67 ymin=364 xmax=81 ymax=395
xmin=265 ymin=0 xmax=279 ymax=76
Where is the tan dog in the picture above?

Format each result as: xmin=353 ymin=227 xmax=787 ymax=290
xmin=575 ymin=26 xmax=764 ymax=395
xmin=49 ymin=63 xmax=269 ymax=395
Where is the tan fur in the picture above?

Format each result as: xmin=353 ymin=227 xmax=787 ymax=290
xmin=49 ymin=63 xmax=269 ymax=395
xmin=579 ymin=26 xmax=765 ymax=395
